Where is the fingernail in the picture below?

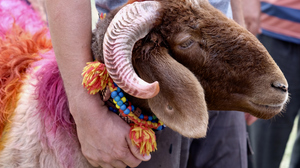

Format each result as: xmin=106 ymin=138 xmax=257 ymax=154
xmin=143 ymin=154 xmax=151 ymax=160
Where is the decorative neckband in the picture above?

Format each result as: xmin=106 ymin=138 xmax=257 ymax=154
xmin=99 ymin=13 xmax=106 ymax=20
xmin=82 ymin=61 xmax=165 ymax=155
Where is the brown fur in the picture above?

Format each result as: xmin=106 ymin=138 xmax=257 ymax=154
xmin=92 ymin=0 xmax=288 ymax=138
xmin=152 ymin=0 xmax=287 ymax=117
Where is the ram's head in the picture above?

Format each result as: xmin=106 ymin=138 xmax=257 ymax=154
xmin=92 ymin=0 xmax=288 ymax=138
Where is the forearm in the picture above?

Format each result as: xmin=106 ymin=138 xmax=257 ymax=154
xmin=231 ymin=0 xmax=245 ymax=27
xmin=45 ymin=2 xmax=146 ymax=166
xmin=242 ymin=0 xmax=261 ymax=35
xmin=45 ymin=0 xmax=100 ymax=114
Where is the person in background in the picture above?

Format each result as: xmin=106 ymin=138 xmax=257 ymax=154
xmin=243 ymin=0 xmax=300 ymax=168
xmin=46 ymin=0 xmax=248 ymax=167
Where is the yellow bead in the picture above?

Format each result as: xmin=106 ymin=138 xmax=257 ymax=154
xmin=116 ymin=105 xmax=120 ymax=109
xmin=147 ymin=121 xmax=152 ymax=125
xmin=121 ymin=97 xmax=126 ymax=103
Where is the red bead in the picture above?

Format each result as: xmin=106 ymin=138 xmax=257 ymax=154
xmin=122 ymin=113 xmax=127 ymax=117
xmin=127 ymin=106 xmax=132 ymax=111
xmin=143 ymin=115 xmax=148 ymax=121
xmin=119 ymin=109 xmax=124 ymax=113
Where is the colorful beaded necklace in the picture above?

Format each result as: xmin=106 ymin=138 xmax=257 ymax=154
xmin=82 ymin=61 xmax=165 ymax=155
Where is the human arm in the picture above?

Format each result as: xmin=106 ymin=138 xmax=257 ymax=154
xmin=45 ymin=0 xmax=150 ymax=167
xmin=231 ymin=0 xmax=245 ymax=27
xmin=242 ymin=0 xmax=261 ymax=35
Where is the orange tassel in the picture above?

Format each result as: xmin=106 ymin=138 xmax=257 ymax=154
xmin=130 ymin=124 xmax=157 ymax=155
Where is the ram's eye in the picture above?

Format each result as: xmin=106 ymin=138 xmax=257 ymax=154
xmin=179 ymin=39 xmax=194 ymax=49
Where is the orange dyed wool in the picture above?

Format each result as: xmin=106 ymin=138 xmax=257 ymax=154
xmin=0 ymin=24 xmax=52 ymax=137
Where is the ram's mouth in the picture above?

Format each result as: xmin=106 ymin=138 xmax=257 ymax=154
xmin=251 ymin=101 xmax=284 ymax=110
xmin=249 ymin=100 xmax=287 ymax=119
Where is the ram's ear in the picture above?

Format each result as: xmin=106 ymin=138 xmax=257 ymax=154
xmin=134 ymin=47 xmax=208 ymax=138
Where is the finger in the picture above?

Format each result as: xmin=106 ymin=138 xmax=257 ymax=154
xmin=119 ymin=149 xmax=142 ymax=168
xmin=125 ymin=136 xmax=151 ymax=162
xmin=247 ymin=116 xmax=258 ymax=126
xmin=245 ymin=20 xmax=251 ymax=30
xmin=111 ymin=160 xmax=127 ymax=168
xmin=87 ymin=160 xmax=99 ymax=167
xmin=99 ymin=162 xmax=114 ymax=168
xmin=248 ymin=24 xmax=256 ymax=35
xmin=112 ymin=137 xmax=143 ymax=168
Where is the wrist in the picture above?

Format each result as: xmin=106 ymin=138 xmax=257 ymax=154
xmin=67 ymin=90 xmax=107 ymax=119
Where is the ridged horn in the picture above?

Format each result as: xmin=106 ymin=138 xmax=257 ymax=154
xmin=103 ymin=1 xmax=161 ymax=99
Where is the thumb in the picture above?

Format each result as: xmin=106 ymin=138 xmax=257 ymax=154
xmin=126 ymin=135 xmax=151 ymax=161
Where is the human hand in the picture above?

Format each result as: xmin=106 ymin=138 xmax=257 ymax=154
xmin=244 ymin=113 xmax=258 ymax=126
xmin=243 ymin=0 xmax=261 ymax=35
xmin=70 ymin=93 xmax=151 ymax=168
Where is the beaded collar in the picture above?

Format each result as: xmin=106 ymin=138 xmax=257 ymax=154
xmin=82 ymin=61 xmax=165 ymax=155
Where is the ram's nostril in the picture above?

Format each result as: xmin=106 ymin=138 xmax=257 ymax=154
xmin=271 ymin=82 xmax=288 ymax=92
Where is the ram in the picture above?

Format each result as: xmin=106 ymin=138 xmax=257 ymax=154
xmin=0 ymin=0 xmax=289 ymax=167
xmin=92 ymin=0 xmax=289 ymax=137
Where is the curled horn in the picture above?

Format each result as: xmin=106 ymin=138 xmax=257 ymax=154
xmin=103 ymin=1 xmax=161 ymax=99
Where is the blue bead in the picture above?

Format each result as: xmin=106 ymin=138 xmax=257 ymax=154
xmin=112 ymin=108 xmax=118 ymax=113
xmin=157 ymin=126 xmax=162 ymax=131
xmin=117 ymin=87 xmax=121 ymax=92
xmin=131 ymin=105 xmax=135 ymax=111
xmin=108 ymin=106 xmax=113 ymax=111
xmin=120 ymin=104 xmax=127 ymax=111
xmin=114 ymin=83 xmax=117 ymax=87
xmin=117 ymin=100 xmax=123 ymax=106
xmin=148 ymin=116 xmax=152 ymax=121
xmin=139 ymin=114 xmax=144 ymax=119
xmin=111 ymin=91 xmax=118 ymax=98
xmin=114 ymin=96 xmax=120 ymax=102
xmin=124 ymin=109 xmax=130 ymax=114
xmin=124 ymin=102 xmax=129 ymax=106
xmin=118 ymin=92 xmax=124 ymax=98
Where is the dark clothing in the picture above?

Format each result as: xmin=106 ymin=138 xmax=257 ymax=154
xmin=137 ymin=127 xmax=192 ymax=168
xmin=248 ymin=34 xmax=300 ymax=168
xmin=135 ymin=111 xmax=247 ymax=168
xmin=188 ymin=111 xmax=247 ymax=168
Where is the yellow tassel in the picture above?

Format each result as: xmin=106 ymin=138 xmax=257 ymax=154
xmin=130 ymin=124 xmax=157 ymax=155
xmin=82 ymin=61 xmax=111 ymax=94
xmin=100 ymin=13 xmax=107 ymax=20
